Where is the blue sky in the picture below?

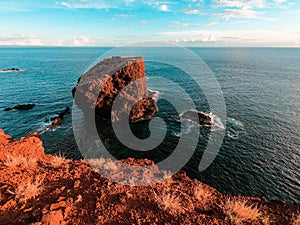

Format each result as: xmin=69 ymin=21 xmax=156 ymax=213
xmin=0 ymin=0 xmax=299 ymax=46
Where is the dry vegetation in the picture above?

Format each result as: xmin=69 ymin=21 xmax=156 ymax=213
xmin=293 ymin=213 xmax=300 ymax=225
xmin=14 ymin=178 xmax=44 ymax=203
xmin=49 ymin=152 xmax=67 ymax=168
xmin=194 ymin=184 xmax=213 ymax=211
xmin=0 ymin=129 xmax=299 ymax=225
xmin=224 ymin=198 xmax=262 ymax=224
xmin=3 ymin=155 xmax=37 ymax=168
xmin=154 ymin=190 xmax=184 ymax=215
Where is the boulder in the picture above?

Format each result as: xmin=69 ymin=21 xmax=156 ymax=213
xmin=0 ymin=68 xmax=22 ymax=73
xmin=4 ymin=104 xmax=36 ymax=111
xmin=181 ymin=111 xmax=214 ymax=126
xmin=72 ymin=56 xmax=158 ymax=123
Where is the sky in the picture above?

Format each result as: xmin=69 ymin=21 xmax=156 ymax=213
xmin=0 ymin=0 xmax=300 ymax=47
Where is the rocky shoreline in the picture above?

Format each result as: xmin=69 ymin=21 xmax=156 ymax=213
xmin=1 ymin=57 xmax=299 ymax=224
xmin=0 ymin=129 xmax=299 ymax=225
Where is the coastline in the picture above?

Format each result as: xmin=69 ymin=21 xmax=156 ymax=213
xmin=0 ymin=129 xmax=299 ymax=225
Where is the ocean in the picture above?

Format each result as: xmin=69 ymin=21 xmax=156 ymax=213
xmin=0 ymin=47 xmax=299 ymax=202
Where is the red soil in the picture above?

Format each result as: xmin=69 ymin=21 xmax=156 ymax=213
xmin=0 ymin=129 xmax=299 ymax=225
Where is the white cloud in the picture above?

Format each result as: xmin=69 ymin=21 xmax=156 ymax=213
xmin=139 ymin=20 xmax=148 ymax=25
xmin=180 ymin=8 xmax=199 ymax=14
xmin=57 ymin=0 xmax=115 ymax=9
xmin=160 ymin=29 xmax=300 ymax=46
xmin=273 ymin=0 xmax=287 ymax=3
xmin=159 ymin=4 xmax=169 ymax=11
xmin=171 ymin=35 xmax=217 ymax=43
xmin=207 ymin=21 xmax=218 ymax=26
xmin=212 ymin=0 xmax=266 ymax=9
xmin=0 ymin=34 xmax=44 ymax=46
xmin=168 ymin=21 xmax=202 ymax=29
xmin=125 ymin=0 xmax=135 ymax=5
xmin=72 ymin=37 xmax=91 ymax=46
xmin=54 ymin=39 xmax=64 ymax=46
xmin=210 ymin=0 xmax=290 ymax=20
xmin=115 ymin=14 xmax=130 ymax=18
xmin=212 ymin=8 xmax=260 ymax=19
xmin=61 ymin=2 xmax=72 ymax=8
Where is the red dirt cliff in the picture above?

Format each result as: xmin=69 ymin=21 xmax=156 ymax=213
xmin=0 ymin=129 xmax=299 ymax=225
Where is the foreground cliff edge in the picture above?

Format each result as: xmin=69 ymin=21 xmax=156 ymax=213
xmin=0 ymin=129 xmax=299 ymax=225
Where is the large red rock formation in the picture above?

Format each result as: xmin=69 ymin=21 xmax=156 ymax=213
xmin=72 ymin=56 xmax=158 ymax=123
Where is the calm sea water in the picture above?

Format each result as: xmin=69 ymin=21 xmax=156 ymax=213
xmin=0 ymin=47 xmax=299 ymax=202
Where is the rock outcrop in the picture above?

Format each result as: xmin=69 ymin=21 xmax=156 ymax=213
xmin=0 ymin=68 xmax=22 ymax=73
xmin=46 ymin=107 xmax=71 ymax=129
xmin=4 ymin=104 xmax=36 ymax=111
xmin=0 ymin=129 xmax=44 ymax=162
xmin=72 ymin=56 xmax=158 ymax=123
xmin=181 ymin=110 xmax=214 ymax=126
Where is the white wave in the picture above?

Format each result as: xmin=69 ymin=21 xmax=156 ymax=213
xmin=148 ymin=89 xmax=161 ymax=101
xmin=0 ymin=69 xmax=24 ymax=73
xmin=226 ymin=117 xmax=246 ymax=139
xmin=179 ymin=110 xmax=225 ymax=130
xmin=210 ymin=114 xmax=225 ymax=131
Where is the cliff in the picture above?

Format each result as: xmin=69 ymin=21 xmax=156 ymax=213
xmin=0 ymin=129 xmax=299 ymax=225
xmin=72 ymin=56 xmax=158 ymax=123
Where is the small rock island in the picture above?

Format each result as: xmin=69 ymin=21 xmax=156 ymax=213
xmin=4 ymin=104 xmax=36 ymax=111
xmin=72 ymin=56 xmax=158 ymax=123
xmin=0 ymin=68 xmax=22 ymax=73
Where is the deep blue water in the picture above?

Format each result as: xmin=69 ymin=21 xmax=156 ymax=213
xmin=0 ymin=47 xmax=299 ymax=202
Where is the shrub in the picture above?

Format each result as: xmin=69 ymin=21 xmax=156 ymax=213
xmin=15 ymin=178 xmax=44 ymax=203
xmin=103 ymin=161 xmax=118 ymax=171
xmin=3 ymin=155 xmax=37 ymax=168
xmin=194 ymin=184 xmax=213 ymax=210
xmin=154 ymin=191 xmax=184 ymax=215
xmin=293 ymin=213 xmax=300 ymax=225
xmin=224 ymin=198 xmax=261 ymax=224
xmin=49 ymin=152 xmax=67 ymax=168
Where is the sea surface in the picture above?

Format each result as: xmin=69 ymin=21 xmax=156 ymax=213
xmin=0 ymin=47 xmax=299 ymax=202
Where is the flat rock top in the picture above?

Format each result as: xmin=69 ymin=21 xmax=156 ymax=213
xmin=80 ymin=56 xmax=144 ymax=82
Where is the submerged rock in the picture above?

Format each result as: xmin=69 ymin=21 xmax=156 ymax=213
xmin=0 ymin=68 xmax=22 ymax=73
xmin=4 ymin=104 xmax=36 ymax=111
xmin=46 ymin=107 xmax=71 ymax=129
xmin=181 ymin=110 xmax=214 ymax=126
xmin=72 ymin=56 xmax=158 ymax=123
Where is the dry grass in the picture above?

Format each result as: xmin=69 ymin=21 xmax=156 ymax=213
xmin=49 ymin=153 xmax=67 ymax=168
xmin=224 ymin=198 xmax=262 ymax=225
xmin=194 ymin=184 xmax=213 ymax=211
xmin=103 ymin=160 xmax=118 ymax=171
xmin=154 ymin=191 xmax=184 ymax=215
xmin=3 ymin=155 xmax=37 ymax=168
xmin=87 ymin=157 xmax=106 ymax=170
xmin=15 ymin=178 xmax=44 ymax=203
xmin=293 ymin=213 xmax=300 ymax=225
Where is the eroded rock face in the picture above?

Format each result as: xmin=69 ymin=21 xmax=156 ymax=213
xmin=72 ymin=56 xmax=158 ymax=123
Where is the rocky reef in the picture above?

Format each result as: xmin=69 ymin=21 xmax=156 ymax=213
xmin=4 ymin=104 xmax=36 ymax=111
xmin=181 ymin=110 xmax=214 ymax=126
xmin=72 ymin=56 xmax=158 ymax=123
xmin=0 ymin=129 xmax=299 ymax=225
xmin=0 ymin=68 xmax=22 ymax=73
